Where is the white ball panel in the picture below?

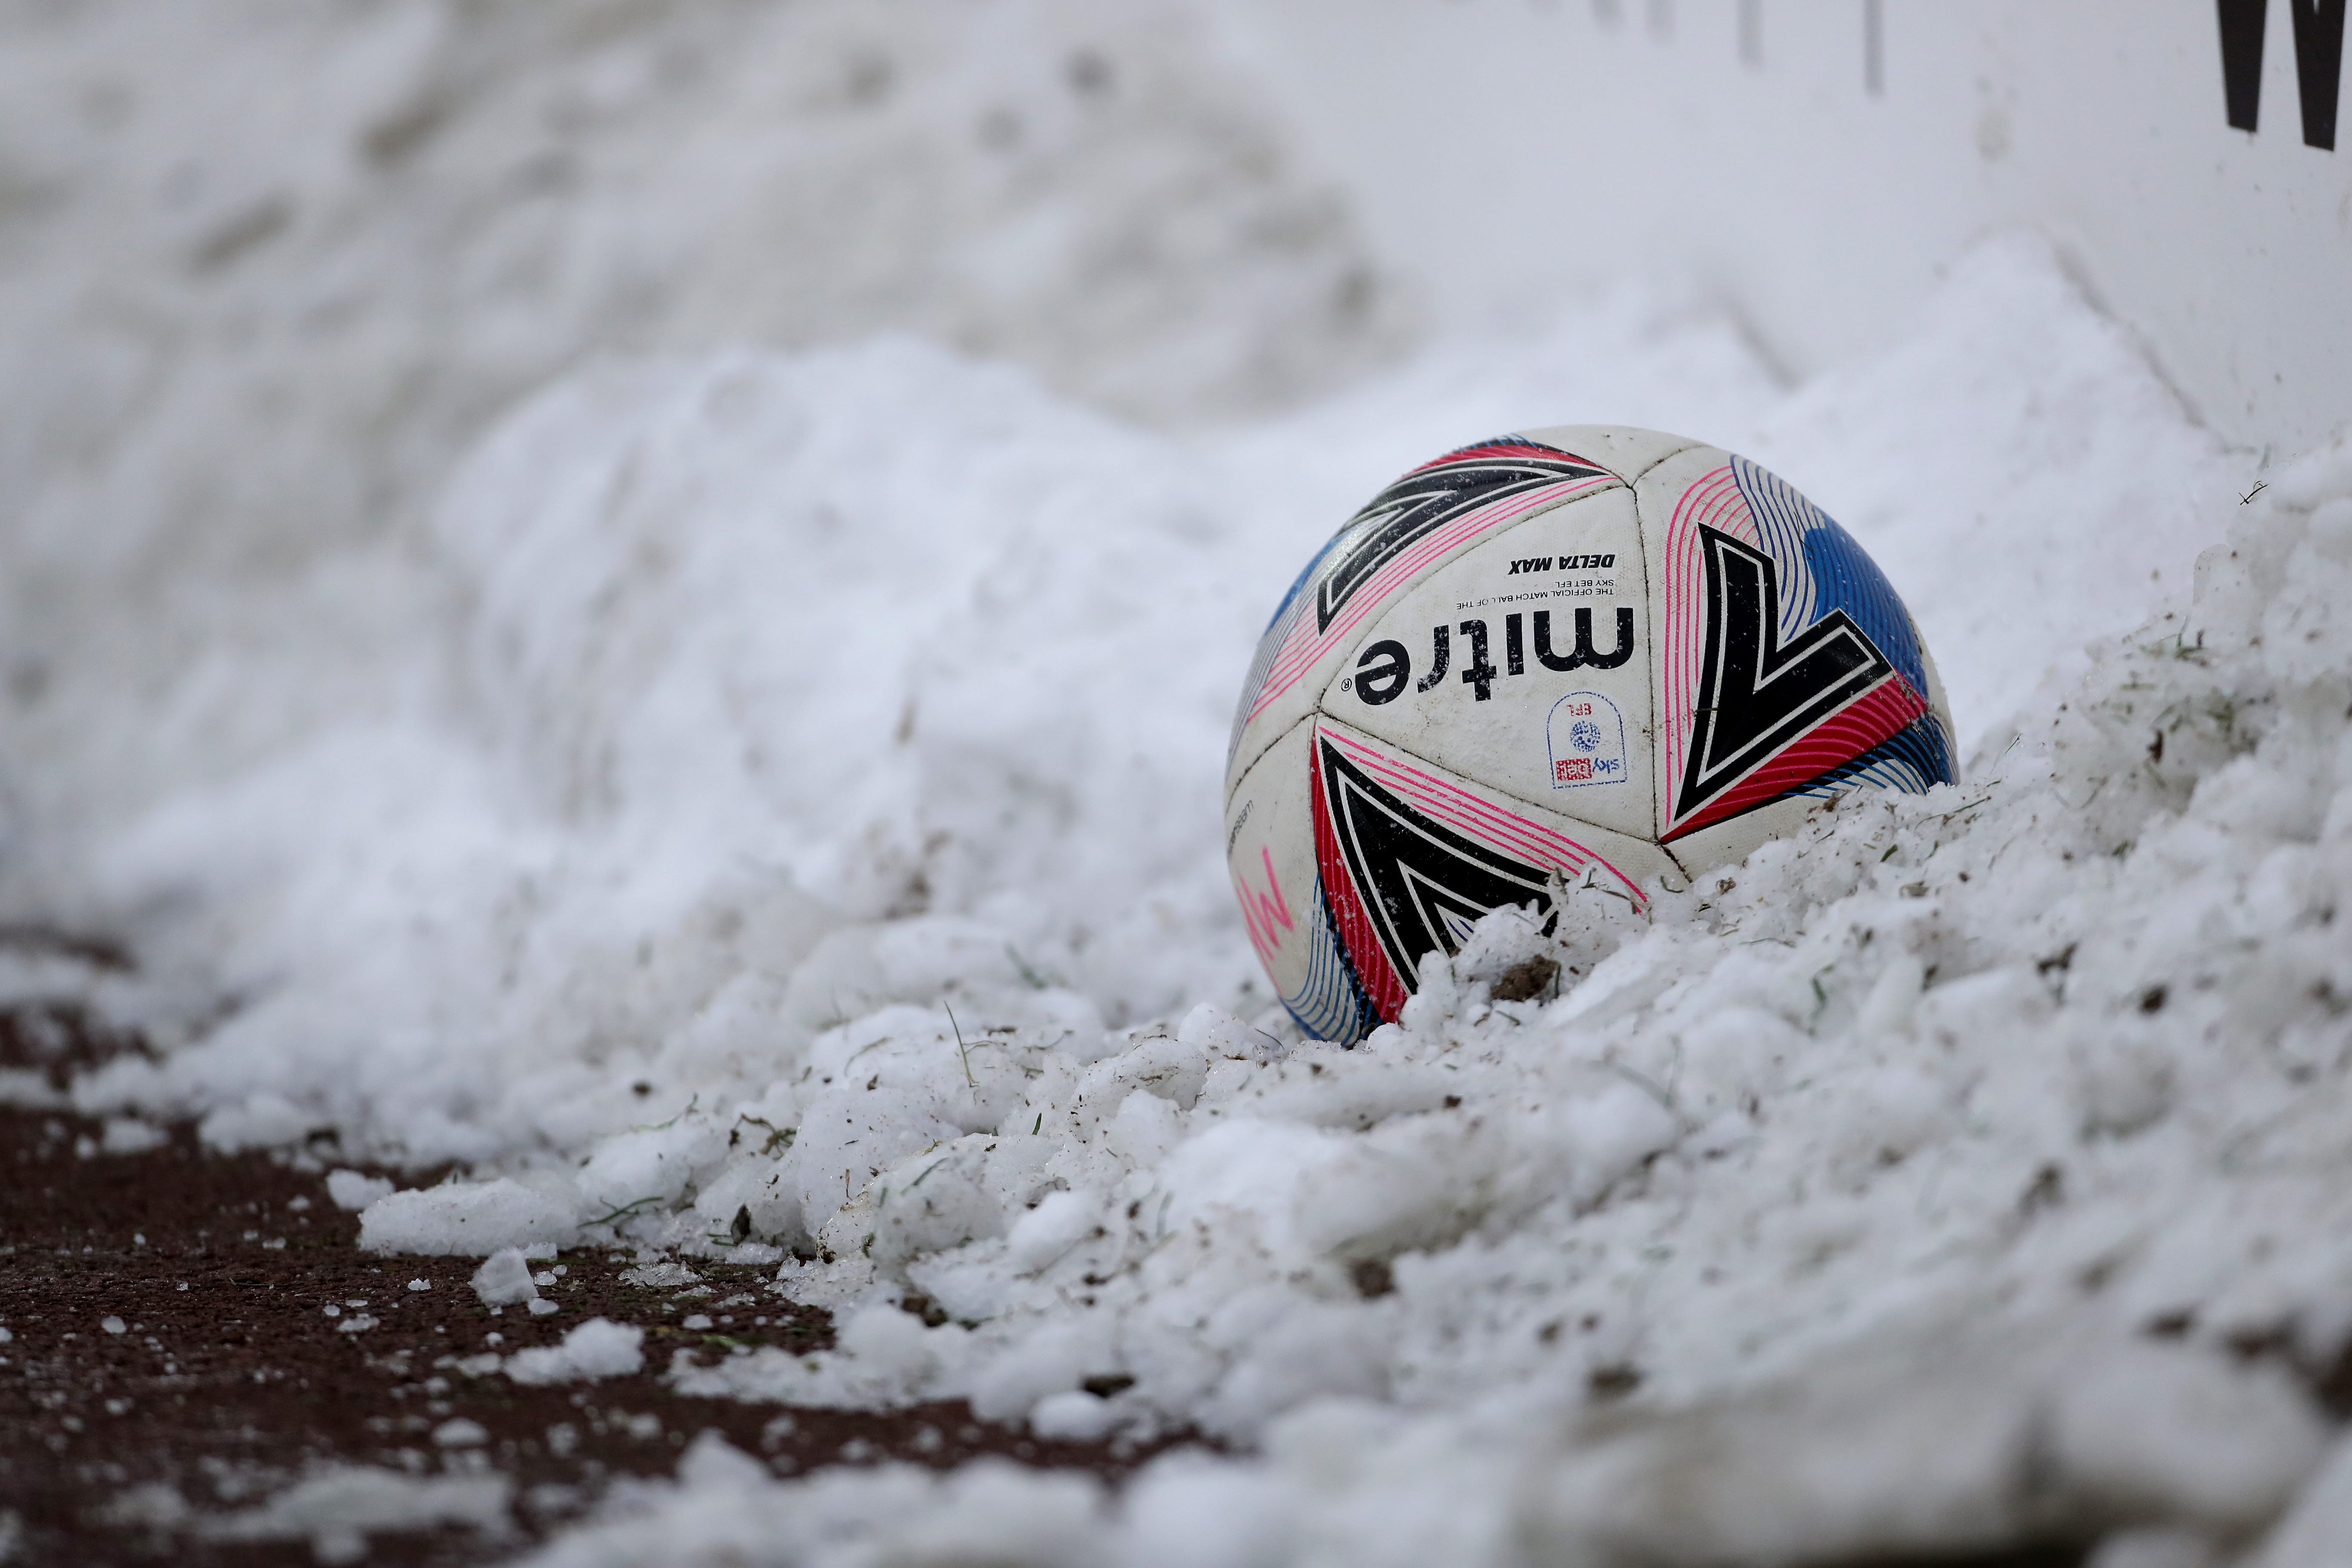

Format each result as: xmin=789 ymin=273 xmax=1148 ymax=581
xmin=1518 ymin=424 xmax=1700 ymax=486
xmin=1221 ymin=714 xmax=1343 ymax=1032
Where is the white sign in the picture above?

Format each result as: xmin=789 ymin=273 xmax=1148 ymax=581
xmin=1221 ymin=0 xmax=2352 ymax=453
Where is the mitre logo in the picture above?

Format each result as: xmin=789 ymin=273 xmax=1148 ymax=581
xmin=1348 ymin=607 xmax=1635 ymax=705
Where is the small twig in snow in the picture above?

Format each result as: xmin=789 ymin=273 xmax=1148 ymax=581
xmin=588 ymin=1195 xmax=664 ymax=1229
xmin=945 ymin=1003 xmax=976 ymax=1089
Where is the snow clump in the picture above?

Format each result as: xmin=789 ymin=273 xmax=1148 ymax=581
xmin=358 ymin=1181 xmax=574 ymax=1257
xmin=505 ymin=1319 xmax=647 ymax=1386
xmin=325 ymin=1170 xmax=395 ymax=1212
xmin=469 ymin=1248 xmax=541 ymax=1309
xmin=198 ymin=1466 xmax=511 ymax=1564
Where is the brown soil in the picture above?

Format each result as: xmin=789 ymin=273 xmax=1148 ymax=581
xmin=0 ymin=1005 xmax=1188 ymax=1566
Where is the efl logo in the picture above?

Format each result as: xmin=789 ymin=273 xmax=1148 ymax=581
xmin=1554 ymin=757 xmax=1593 ymax=784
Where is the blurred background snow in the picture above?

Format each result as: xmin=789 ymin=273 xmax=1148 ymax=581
xmin=0 ymin=0 xmax=1402 ymax=870
xmin=0 ymin=0 xmax=2241 ymax=950
xmin=9 ymin=3 xmax=2352 ymax=1564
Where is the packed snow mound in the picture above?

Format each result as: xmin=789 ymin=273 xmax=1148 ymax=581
xmin=58 ymin=239 xmax=2235 ymax=1164
xmin=526 ymin=426 xmax=2352 ymax=1565
xmin=66 ymin=340 xmax=1268 ymax=1164
xmin=18 ymin=230 xmax=2342 ymax=1559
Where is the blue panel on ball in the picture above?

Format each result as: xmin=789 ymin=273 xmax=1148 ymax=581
xmin=1730 ymin=454 xmax=1938 ymax=726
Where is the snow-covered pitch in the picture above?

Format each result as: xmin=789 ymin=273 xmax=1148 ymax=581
xmin=3 ymin=3 xmax=2349 ymax=1563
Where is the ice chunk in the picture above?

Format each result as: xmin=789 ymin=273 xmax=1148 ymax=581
xmin=505 ymin=1319 xmax=645 ymax=1384
xmin=675 ymin=1431 xmax=770 ymax=1492
xmin=870 ymin=1136 xmax=1009 ymax=1274
xmin=469 ymin=1250 xmax=539 ymax=1309
xmin=1031 ymin=1389 xmax=1116 ymax=1442
xmin=196 ymin=1466 xmax=510 ymax=1565
xmin=430 ymin=1418 xmax=487 ymax=1448
xmin=618 ymin=1262 xmax=699 ymax=1289
xmin=833 ymin=1303 xmax=943 ymax=1398
xmin=96 ymin=1482 xmax=189 ymax=1531
xmin=98 ymin=1118 xmax=166 ymax=1156
xmin=1119 ymin=1456 xmax=1298 ymax=1568
xmin=2269 ymin=435 xmax=2352 ymax=510
xmin=968 ymin=1322 xmax=1106 ymax=1424
xmin=326 ymin=1171 xmax=395 ymax=1213
xmin=2248 ymin=1433 xmax=2352 ymax=1566
xmin=1004 ymin=1190 xmax=1100 ymax=1276
xmin=1520 ymin=1328 xmax=2327 ymax=1562
xmin=575 ymin=1122 xmax=722 ymax=1214
xmin=358 ymin=1180 xmax=576 ymax=1257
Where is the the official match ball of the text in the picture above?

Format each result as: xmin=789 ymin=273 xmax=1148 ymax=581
xmin=1225 ymin=427 xmax=1957 ymax=1044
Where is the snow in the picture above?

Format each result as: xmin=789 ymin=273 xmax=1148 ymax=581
xmin=11 ymin=1 xmax=2350 ymax=1562
xmin=470 ymin=1247 xmax=542 ymax=1309
xmin=431 ymin=1418 xmax=489 ymax=1449
xmin=518 ymin=1439 xmax=1110 ymax=1568
xmin=325 ymin=1170 xmax=395 ymax=1212
xmin=198 ymin=1465 xmax=511 ymax=1564
xmin=0 ymin=0 xmax=1394 ymax=909
xmin=358 ymin=1179 xmax=574 ymax=1257
xmin=1031 ymin=1388 xmax=1119 ymax=1442
xmin=86 ymin=246 xmax=2352 ymax=1559
xmin=98 ymin=1117 xmax=166 ymax=1155
xmin=504 ymin=1319 xmax=647 ymax=1386
xmin=2255 ymin=1436 xmax=2352 ymax=1568
xmin=513 ymin=1330 xmax=2338 ymax=1567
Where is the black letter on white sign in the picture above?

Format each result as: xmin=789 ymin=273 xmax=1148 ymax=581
xmin=2218 ymin=0 xmax=2344 ymax=148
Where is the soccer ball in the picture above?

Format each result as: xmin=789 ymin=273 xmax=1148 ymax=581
xmin=1224 ymin=427 xmax=1957 ymax=1044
